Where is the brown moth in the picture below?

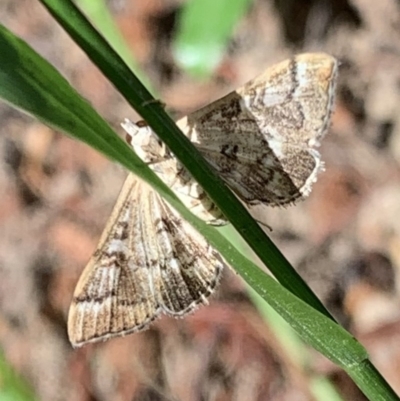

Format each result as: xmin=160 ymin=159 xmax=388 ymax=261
xmin=123 ymin=52 xmax=338 ymax=224
xmin=68 ymin=53 xmax=338 ymax=347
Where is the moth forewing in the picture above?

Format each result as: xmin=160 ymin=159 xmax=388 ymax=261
xmin=176 ymin=52 xmax=338 ymax=206
xmin=236 ymin=52 xmax=338 ymax=145
xmin=68 ymin=175 xmax=224 ymax=347
xmin=68 ymin=175 xmax=160 ymax=347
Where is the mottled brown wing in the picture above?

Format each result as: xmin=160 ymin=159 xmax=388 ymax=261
xmin=68 ymin=175 xmax=161 ymax=347
xmin=177 ymin=53 xmax=338 ymax=206
xmin=68 ymin=175 xmax=224 ymax=347
xmin=145 ymin=187 xmax=224 ymax=315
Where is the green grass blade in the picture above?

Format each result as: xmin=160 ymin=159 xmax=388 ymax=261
xmin=0 ymin=350 xmax=37 ymax=401
xmin=0 ymin=26 xmax=154 ymax=186
xmin=173 ymin=0 xmax=253 ymax=77
xmin=75 ymin=0 xmax=155 ymax=93
xmin=311 ymin=376 xmax=346 ymax=401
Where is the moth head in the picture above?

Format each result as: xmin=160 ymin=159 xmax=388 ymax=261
xmin=121 ymin=118 xmax=166 ymax=163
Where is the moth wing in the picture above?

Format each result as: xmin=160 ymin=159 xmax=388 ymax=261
xmin=238 ymin=53 xmax=338 ymax=145
xmin=146 ymin=188 xmax=224 ymax=315
xmin=68 ymin=175 xmax=161 ymax=347
xmin=193 ymin=143 xmax=321 ymax=205
xmin=177 ymin=53 xmax=337 ymax=205
xmin=68 ymin=175 xmax=224 ymax=346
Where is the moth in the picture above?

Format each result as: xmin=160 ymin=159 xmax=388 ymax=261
xmin=123 ymin=52 xmax=338 ymax=224
xmin=68 ymin=53 xmax=338 ymax=347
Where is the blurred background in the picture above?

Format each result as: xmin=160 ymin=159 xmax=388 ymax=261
xmin=1 ymin=0 xmax=400 ymax=400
